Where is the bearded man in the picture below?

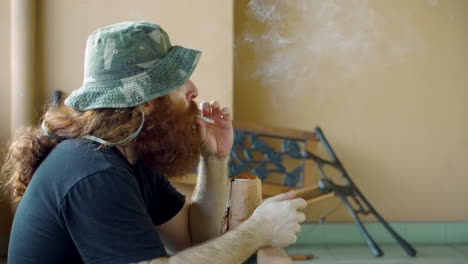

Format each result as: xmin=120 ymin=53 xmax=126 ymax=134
xmin=4 ymin=21 xmax=306 ymax=264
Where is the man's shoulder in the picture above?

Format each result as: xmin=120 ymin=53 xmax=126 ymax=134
xmin=31 ymin=138 xmax=132 ymax=199
xmin=50 ymin=138 xmax=127 ymax=173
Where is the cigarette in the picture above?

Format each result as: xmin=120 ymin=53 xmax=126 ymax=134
xmin=196 ymin=115 xmax=215 ymax=124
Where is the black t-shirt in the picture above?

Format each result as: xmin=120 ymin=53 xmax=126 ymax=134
xmin=8 ymin=139 xmax=186 ymax=264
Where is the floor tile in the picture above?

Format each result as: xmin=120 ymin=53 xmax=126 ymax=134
xmin=452 ymin=244 xmax=468 ymax=257
xmin=288 ymin=244 xmax=468 ymax=264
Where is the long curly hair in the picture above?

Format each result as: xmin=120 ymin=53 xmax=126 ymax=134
xmin=1 ymin=96 xmax=167 ymax=201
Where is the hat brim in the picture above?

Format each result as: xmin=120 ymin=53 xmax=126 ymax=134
xmin=64 ymin=46 xmax=201 ymax=111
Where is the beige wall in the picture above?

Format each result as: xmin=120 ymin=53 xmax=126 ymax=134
xmin=0 ymin=0 xmax=13 ymax=235
xmin=1 ymin=0 xmax=232 ymax=236
xmin=235 ymin=0 xmax=468 ymax=222
xmin=36 ymin=0 xmax=233 ymax=108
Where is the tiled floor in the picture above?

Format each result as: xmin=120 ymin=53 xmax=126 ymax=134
xmin=286 ymin=244 xmax=468 ymax=264
xmin=1 ymin=244 xmax=466 ymax=263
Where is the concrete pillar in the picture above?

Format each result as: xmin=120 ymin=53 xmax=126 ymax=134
xmin=10 ymin=0 xmax=36 ymax=135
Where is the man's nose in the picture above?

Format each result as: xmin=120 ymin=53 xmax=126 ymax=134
xmin=186 ymin=81 xmax=198 ymax=101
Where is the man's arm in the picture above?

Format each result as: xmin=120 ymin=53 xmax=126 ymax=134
xmin=156 ymin=101 xmax=231 ymax=251
xmin=135 ymin=218 xmax=262 ymax=264
xmin=156 ymin=202 xmax=192 ymax=253
xmin=188 ymin=101 xmax=232 ymax=244
xmin=189 ymin=156 xmax=229 ymax=244
xmin=134 ymin=192 xmax=307 ymax=264
xmin=156 ymin=157 xmax=229 ymax=251
xmin=156 ymin=158 xmax=228 ymax=251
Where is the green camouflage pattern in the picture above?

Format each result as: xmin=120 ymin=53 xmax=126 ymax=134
xmin=65 ymin=21 xmax=201 ymax=111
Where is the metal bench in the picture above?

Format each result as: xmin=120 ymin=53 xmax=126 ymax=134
xmin=230 ymin=121 xmax=416 ymax=258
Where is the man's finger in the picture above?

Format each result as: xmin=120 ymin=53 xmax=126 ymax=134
xmin=221 ymin=107 xmax=231 ymax=121
xmin=289 ymin=198 xmax=308 ymax=210
xmin=265 ymin=191 xmax=296 ymax=202
xmin=297 ymin=212 xmax=306 ymax=223
xmin=296 ymin=223 xmax=301 ymax=232
xmin=195 ymin=119 xmax=207 ymax=146
xmin=210 ymin=100 xmax=220 ymax=110
xmin=210 ymin=101 xmax=221 ymax=116
xmin=200 ymin=101 xmax=211 ymax=116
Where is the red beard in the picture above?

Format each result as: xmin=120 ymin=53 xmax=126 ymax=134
xmin=134 ymin=96 xmax=202 ymax=178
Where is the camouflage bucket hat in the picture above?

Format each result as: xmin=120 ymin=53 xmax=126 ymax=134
xmin=42 ymin=21 xmax=202 ymax=146
xmin=64 ymin=21 xmax=201 ymax=111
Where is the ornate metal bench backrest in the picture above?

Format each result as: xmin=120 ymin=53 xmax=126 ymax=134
xmin=229 ymin=121 xmax=318 ymax=195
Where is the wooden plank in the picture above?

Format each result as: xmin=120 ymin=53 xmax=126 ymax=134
xmin=306 ymin=192 xmax=335 ymax=204
xmin=290 ymin=254 xmax=314 ymax=261
xmin=228 ymin=176 xmax=262 ymax=230
xmin=233 ymin=120 xmax=317 ymax=141
xmin=227 ymin=174 xmax=293 ymax=264
xmin=261 ymin=183 xmax=295 ymax=196
xmin=293 ymin=184 xmax=330 ymax=201
xmin=173 ymin=177 xmax=302 ymax=199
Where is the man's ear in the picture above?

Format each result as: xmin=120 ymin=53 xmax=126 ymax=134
xmin=143 ymin=101 xmax=153 ymax=115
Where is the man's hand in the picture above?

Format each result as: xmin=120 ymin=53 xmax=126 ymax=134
xmin=197 ymin=101 xmax=233 ymax=159
xmin=191 ymin=101 xmax=232 ymax=244
xmin=249 ymin=191 xmax=307 ymax=248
